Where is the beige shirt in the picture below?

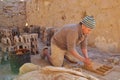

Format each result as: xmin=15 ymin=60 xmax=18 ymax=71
xmin=51 ymin=24 xmax=87 ymax=51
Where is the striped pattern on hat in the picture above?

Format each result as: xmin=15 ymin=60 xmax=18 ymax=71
xmin=81 ymin=16 xmax=96 ymax=29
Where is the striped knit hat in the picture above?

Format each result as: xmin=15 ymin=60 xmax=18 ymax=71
xmin=81 ymin=16 xmax=96 ymax=29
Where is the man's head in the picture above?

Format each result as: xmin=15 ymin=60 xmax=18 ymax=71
xmin=81 ymin=16 xmax=96 ymax=35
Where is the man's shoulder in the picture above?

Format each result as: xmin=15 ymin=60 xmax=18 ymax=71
xmin=63 ymin=24 xmax=77 ymax=27
xmin=62 ymin=24 xmax=78 ymax=31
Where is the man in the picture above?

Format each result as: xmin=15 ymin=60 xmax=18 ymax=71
xmin=42 ymin=16 xmax=96 ymax=67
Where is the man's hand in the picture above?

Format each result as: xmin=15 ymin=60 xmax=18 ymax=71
xmin=84 ymin=58 xmax=91 ymax=65
xmin=84 ymin=58 xmax=93 ymax=69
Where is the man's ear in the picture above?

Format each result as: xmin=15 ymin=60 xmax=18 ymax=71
xmin=81 ymin=25 xmax=85 ymax=30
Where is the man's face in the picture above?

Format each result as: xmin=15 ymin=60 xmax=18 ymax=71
xmin=82 ymin=25 xmax=92 ymax=35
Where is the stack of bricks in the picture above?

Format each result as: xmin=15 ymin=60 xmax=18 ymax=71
xmin=0 ymin=27 xmax=40 ymax=63
xmin=13 ymin=33 xmax=39 ymax=55
xmin=0 ymin=29 xmax=39 ymax=54
xmin=30 ymin=33 xmax=39 ymax=54
xmin=22 ymin=34 xmax=31 ymax=50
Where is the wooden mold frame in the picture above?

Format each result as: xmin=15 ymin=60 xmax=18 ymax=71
xmin=82 ymin=62 xmax=114 ymax=76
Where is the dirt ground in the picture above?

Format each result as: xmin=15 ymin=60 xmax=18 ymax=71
xmin=0 ymin=39 xmax=120 ymax=80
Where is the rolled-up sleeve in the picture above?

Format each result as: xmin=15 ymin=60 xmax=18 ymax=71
xmin=66 ymin=31 xmax=78 ymax=51
xmin=80 ymin=35 xmax=87 ymax=49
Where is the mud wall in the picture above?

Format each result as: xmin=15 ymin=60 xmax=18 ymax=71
xmin=28 ymin=0 xmax=120 ymax=52
xmin=0 ymin=0 xmax=26 ymax=28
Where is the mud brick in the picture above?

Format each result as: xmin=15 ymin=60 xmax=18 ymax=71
xmin=19 ymin=36 xmax=24 ymax=43
xmin=22 ymin=34 xmax=31 ymax=43
xmin=14 ymin=36 xmax=19 ymax=43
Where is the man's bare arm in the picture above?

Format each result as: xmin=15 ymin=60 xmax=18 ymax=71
xmin=69 ymin=49 xmax=85 ymax=62
xmin=81 ymin=48 xmax=88 ymax=58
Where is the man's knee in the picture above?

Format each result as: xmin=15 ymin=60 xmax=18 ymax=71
xmin=64 ymin=56 xmax=78 ymax=63
xmin=51 ymin=59 xmax=63 ymax=67
xmin=65 ymin=53 xmax=79 ymax=63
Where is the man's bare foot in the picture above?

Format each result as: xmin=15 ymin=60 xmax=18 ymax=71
xmin=41 ymin=46 xmax=49 ymax=59
xmin=41 ymin=46 xmax=53 ymax=65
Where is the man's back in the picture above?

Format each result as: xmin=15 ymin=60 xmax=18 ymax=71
xmin=52 ymin=24 xmax=80 ymax=50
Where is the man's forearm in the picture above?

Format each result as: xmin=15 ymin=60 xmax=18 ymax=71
xmin=70 ymin=49 xmax=85 ymax=62
xmin=81 ymin=48 xmax=88 ymax=58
